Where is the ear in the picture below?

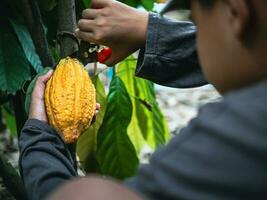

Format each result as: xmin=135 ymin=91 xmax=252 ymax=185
xmin=226 ymin=0 xmax=250 ymax=39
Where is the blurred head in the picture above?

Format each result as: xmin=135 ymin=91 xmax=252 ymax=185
xmin=190 ymin=0 xmax=267 ymax=94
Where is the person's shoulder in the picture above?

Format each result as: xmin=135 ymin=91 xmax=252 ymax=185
xmin=199 ymin=80 xmax=267 ymax=117
xmin=224 ymin=80 xmax=267 ymax=107
xmin=194 ymin=80 xmax=267 ymax=142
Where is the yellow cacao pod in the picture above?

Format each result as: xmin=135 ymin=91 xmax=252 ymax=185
xmin=45 ymin=57 xmax=96 ymax=143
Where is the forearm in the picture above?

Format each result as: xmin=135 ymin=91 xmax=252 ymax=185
xmin=136 ymin=13 xmax=207 ymax=88
xmin=19 ymin=119 xmax=77 ymax=200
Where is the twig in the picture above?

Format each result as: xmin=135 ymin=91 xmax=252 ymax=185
xmin=93 ymin=66 xmax=109 ymax=77
xmin=93 ymin=62 xmax=98 ymax=76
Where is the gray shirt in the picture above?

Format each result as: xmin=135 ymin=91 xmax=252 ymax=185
xmin=125 ymin=80 xmax=267 ymax=199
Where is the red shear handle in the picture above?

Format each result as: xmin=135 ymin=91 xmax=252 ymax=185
xmin=98 ymin=48 xmax=112 ymax=64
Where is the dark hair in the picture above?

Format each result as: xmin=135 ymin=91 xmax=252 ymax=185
xmin=184 ymin=0 xmax=215 ymax=10
xmin=198 ymin=0 xmax=215 ymax=9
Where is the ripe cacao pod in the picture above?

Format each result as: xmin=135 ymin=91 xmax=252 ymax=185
xmin=45 ymin=57 xmax=96 ymax=143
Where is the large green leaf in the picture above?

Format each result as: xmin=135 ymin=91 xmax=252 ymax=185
xmin=118 ymin=58 xmax=170 ymax=149
xmin=117 ymin=60 xmax=146 ymax=155
xmin=96 ymin=75 xmax=138 ymax=179
xmin=0 ymin=19 xmax=31 ymax=94
xmin=10 ymin=19 xmax=43 ymax=73
xmin=77 ymin=75 xmax=107 ymax=172
xmin=135 ymin=76 xmax=170 ymax=148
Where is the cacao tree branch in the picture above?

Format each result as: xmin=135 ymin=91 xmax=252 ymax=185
xmin=0 ymin=154 xmax=28 ymax=200
xmin=58 ymin=0 xmax=78 ymax=170
xmin=58 ymin=0 xmax=79 ymax=57
xmin=20 ymin=0 xmax=54 ymax=67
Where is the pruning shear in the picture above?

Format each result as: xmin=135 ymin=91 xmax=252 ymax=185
xmin=70 ymin=41 xmax=112 ymax=65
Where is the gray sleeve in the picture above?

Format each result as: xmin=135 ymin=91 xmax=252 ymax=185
xmin=19 ymin=119 xmax=77 ymax=200
xmin=124 ymin=98 xmax=267 ymax=200
xmin=135 ymin=13 xmax=207 ymax=88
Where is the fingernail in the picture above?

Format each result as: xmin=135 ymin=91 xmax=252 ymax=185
xmin=47 ymin=69 xmax=53 ymax=75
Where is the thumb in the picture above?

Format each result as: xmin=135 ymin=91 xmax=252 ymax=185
xmin=91 ymin=0 xmax=110 ymax=9
xmin=38 ymin=70 xmax=53 ymax=85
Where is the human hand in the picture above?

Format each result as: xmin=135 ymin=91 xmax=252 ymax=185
xmin=29 ymin=70 xmax=53 ymax=123
xmin=29 ymin=70 xmax=100 ymax=124
xmin=75 ymin=0 xmax=149 ymax=66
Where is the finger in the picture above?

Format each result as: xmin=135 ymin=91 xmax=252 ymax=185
xmin=96 ymin=103 xmax=101 ymax=110
xmin=82 ymin=8 xmax=99 ymax=19
xmin=37 ymin=70 xmax=53 ymax=85
xmin=77 ymin=19 xmax=95 ymax=32
xmin=42 ymin=70 xmax=53 ymax=82
xmin=91 ymin=0 xmax=110 ymax=9
xmin=75 ymin=29 xmax=95 ymax=43
xmin=33 ymin=70 xmax=53 ymax=98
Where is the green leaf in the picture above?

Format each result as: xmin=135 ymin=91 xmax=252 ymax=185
xmin=0 ymin=19 xmax=31 ymax=94
xmin=135 ymin=76 xmax=170 ymax=148
xmin=1 ymin=107 xmax=17 ymax=137
xmin=24 ymin=67 xmax=52 ymax=115
xmin=118 ymin=0 xmax=138 ymax=8
xmin=117 ymin=60 xmax=146 ymax=155
xmin=118 ymin=57 xmax=170 ymax=149
xmin=96 ymin=75 xmax=138 ymax=179
xmin=82 ymin=0 xmax=91 ymax=8
xmin=0 ymin=154 xmax=27 ymax=200
xmin=10 ymin=19 xmax=43 ymax=73
xmin=77 ymin=75 xmax=107 ymax=172
xmin=141 ymin=0 xmax=154 ymax=10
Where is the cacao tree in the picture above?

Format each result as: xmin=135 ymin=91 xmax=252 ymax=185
xmin=0 ymin=0 xmax=170 ymax=199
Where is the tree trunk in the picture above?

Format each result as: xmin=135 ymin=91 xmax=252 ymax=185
xmin=58 ymin=0 xmax=79 ymax=58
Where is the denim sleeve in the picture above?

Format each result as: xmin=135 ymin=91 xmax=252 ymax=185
xmin=136 ymin=13 xmax=207 ymax=88
xmin=19 ymin=119 xmax=77 ymax=200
